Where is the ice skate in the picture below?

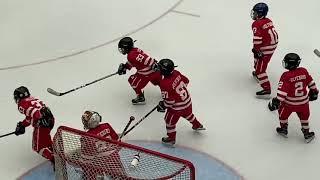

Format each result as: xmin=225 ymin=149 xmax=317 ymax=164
xmin=192 ymin=124 xmax=206 ymax=131
xmin=256 ymin=89 xmax=271 ymax=99
xmin=276 ymin=127 xmax=288 ymax=138
xmin=132 ymin=93 xmax=146 ymax=105
xmin=161 ymin=137 xmax=175 ymax=147
xmin=301 ymin=128 xmax=315 ymax=143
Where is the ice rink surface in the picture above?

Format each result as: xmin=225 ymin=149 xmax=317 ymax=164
xmin=0 ymin=0 xmax=320 ymax=179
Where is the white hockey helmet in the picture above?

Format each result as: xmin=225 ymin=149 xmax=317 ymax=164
xmin=81 ymin=111 xmax=102 ymax=130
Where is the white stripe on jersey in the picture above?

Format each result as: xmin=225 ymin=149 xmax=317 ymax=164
xmin=286 ymin=94 xmax=308 ymax=101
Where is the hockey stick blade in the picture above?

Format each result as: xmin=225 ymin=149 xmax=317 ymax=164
xmin=314 ymin=49 xmax=320 ymax=57
xmin=47 ymin=88 xmax=62 ymax=96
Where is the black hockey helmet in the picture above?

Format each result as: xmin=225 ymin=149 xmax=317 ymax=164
xmin=251 ymin=2 xmax=269 ymax=20
xmin=282 ymin=53 xmax=301 ymax=70
xmin=14 ymin=86 xmax=30 ymax=103
xmin=158 ymin=59 xmax=177 ymax=76
xmin=118 ymin=37 xmax=134 ymax=55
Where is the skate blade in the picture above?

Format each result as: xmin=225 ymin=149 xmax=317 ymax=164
xmin=132 ymin=102 xmax=146 ymax=105
xmin=193 ymin=127 xmax=206 ymax=131
xmin=256 ymin=94 xmax=271 ymax=99
xmin=162 ymin=142 xmax=175 ymax=148
xmin=305 ymin=136 xmax=315 ymax=143
xmin=277 ymin=133 xmax=288 ymax=138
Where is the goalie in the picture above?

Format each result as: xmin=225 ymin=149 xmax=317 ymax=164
xmin=79 ymin=111 xmax=124 ymax=179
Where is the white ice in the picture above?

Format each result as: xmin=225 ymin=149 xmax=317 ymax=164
xmin=0 ymin=0 xmax=320 ymax=179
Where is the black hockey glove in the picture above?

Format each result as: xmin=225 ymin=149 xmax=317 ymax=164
xmin=151 ymin=62 xmax=159 ymax=71
xmin=268 ymin=97 xmax=280 ymax=111
xmin=38 ymin=107 xmax=54 ymax=129
xmin=252 ymin=48 xmax=264 ymax=59
xmin=15 ymin=122 xmax=25 ymax=136
xmin=117 ymin=63 xmax=127 ymax=75
xmin=309 ymin=90 xmax=319 ymax=101
xmin=157 ymin=101 xmax=166 ymax=113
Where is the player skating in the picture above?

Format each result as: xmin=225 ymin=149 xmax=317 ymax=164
xmin=156 ymin=59 xmax=205 ymax=146
xmin=117 ymin=37 xmax=162 ymax=105
xmin=268 ymin=53 xmax=318 ymax=143
xmin=251 ymin=2 xmax=279 ymax=98
xmin=13 ymin=86 xmax=55 ymax=166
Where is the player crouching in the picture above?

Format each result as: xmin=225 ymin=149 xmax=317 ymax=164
xmin=80 ymin=111 xmax=123 ymax=179
xmin=268 ymin=53 xmax=318 ymax=143
xmin=13 ymin=86 xmax=55 ymax=167
xmin=117 ymin=37 xmax=162 ymax=105
xmin=156 ymin=59 xmax=205 ymax=146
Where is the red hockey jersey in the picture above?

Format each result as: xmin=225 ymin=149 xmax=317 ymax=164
xmin=126 ymin=48 xmax=157 ymax=75
xmin=18 ymin=96 xmax=45 ymax=127
xmin=252 ymin=18 xmax=278 ymax=55
xmin=277 ymin=67 xmax=318 ymax=106
xmin=80 ymin=123 xmax=119 ymax=159
xmin=160 ymin=70 xmax=192 ymax=111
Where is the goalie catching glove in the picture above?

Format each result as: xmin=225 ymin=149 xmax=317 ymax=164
xmin=268 ymin=97 xmax=280 ymax=111
xmin=15 ymin=122 xmax=25 ymax=136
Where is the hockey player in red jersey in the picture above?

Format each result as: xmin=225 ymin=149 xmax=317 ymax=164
xmin=268 ymin=53 xmax=318 ymax=143
xmin=156 ymin=59 xmax=205 ymax=146
xmin=80 ymin=111 xmax=123 ymax=179
xmin=14 ymin=86 xmax=55 ymax=164
xmin=251 ymin=2 xmax=278 ymax=98
xmin=117 ymin=37 xmax=162 ymax=105
xmin=81 ymin=110 xmax=119 ymax=141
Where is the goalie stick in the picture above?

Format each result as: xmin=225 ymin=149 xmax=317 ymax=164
xmin=314 ymin=49 xmax=320 ymax=58
xmin=0 ymin=132 xmax=15 ymax=138
xmin=47 ymin=72 xmax=118 ymax=96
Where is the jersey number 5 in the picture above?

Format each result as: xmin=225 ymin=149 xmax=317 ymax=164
xmin=295 ymin=82 xmax=304 ymax=96
xmin=175 ymin=81 xmax=188 ymax=101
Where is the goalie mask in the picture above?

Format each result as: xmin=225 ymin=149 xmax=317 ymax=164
xmin=81 ymin=111 xmax=102 ymax=130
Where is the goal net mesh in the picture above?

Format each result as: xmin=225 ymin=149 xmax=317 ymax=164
xmin=53 ymin=126 xmax=195 ymax=180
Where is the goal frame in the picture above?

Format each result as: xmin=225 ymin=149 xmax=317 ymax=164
xmin=53 ymin=126 xmax=195 ymax=180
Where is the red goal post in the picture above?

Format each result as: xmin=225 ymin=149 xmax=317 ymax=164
xmin=53 ymin=126 xmax=195 ymax=180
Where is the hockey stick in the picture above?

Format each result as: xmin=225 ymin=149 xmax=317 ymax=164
xmin=314 ymin=49 xmax=320 ymax=58
xmin=47 ymin=72 xmax=118 ymax=96
xmin=0 ymin=132 xmax=15 ymax=138
xmin=122 ymin=105 xmax=157 ymax=137
xmin=119 ymin=116 xmax=135 ymax=139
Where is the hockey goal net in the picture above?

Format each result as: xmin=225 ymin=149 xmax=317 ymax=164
xmin=53 ymin=126 xmax=195 ymax=180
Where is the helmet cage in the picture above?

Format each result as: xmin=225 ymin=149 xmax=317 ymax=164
xmin=82 ymin=111 xmax=102 ymax=130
